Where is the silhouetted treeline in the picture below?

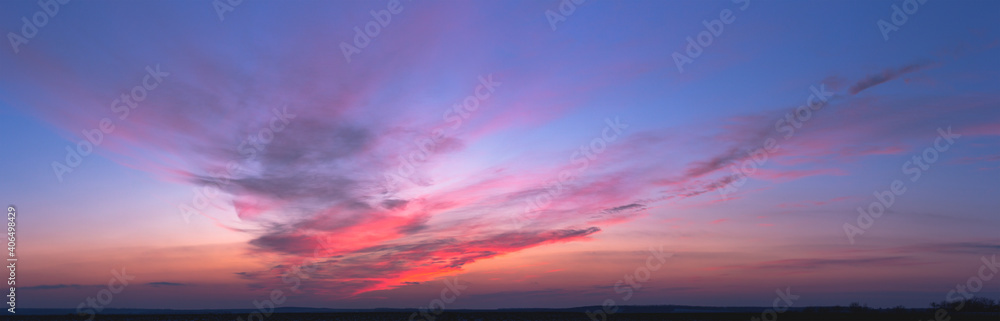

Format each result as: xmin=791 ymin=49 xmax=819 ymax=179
xmin=5 ymin=298 xmax=999 ymax=321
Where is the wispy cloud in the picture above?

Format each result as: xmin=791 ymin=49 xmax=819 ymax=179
xmin=848 ymin=62 xmax=934 ymax=95
xmin=146 ymin=282 xmax=188 ymax=287
xmin=22 ymin=284 xmax=102 ymax=290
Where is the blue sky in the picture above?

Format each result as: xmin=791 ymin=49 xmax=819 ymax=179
xmin=1 ymin=0 xmax=998 ymax=311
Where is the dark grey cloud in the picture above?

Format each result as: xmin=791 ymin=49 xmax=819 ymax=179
xmin=848 ymin=62 xmax=933 ymax=95
xmin=146 ymin=282 xmax=188 ymax=287
xmin=22 ymin=284 xmax=101 ymax=290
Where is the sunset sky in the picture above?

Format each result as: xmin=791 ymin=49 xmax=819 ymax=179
xmin=1 ymin=0 xmax=998 ymax=311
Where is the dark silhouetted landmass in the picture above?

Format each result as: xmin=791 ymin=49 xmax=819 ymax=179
xmin=6 ymin=303 xmax=999 ymax=321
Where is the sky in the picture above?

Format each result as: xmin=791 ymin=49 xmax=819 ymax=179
xmin=0 ymin=0 xmax=998 ymax=312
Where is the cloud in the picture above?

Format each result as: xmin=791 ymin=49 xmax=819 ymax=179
xmin=777 ymin=196 xmax=852 ymax=208
xmin=28 ymin=58 xmax=984 ymax=298
xmin=243 ymin=227 xmax=601 ymax=295
xmin=707 ymin=256 xmax=919 ymax=271
xmin=848 ymin=62 xmax=934 ymax=95
xmin=22 ymin=284 xmax=101 ymax=290
xmin=146 ymin=282 xmax=188 ymax=287
xmin=897 ymin=242 xmax=1000 ymax=254
xmin=602 ymin=203 xmax=645 ymax=214
xmin=3 ymin=0 xmax=993 ymax=301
